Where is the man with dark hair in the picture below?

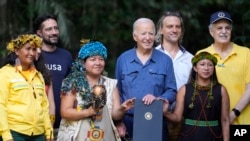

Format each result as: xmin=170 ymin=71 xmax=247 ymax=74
xmin=33 ymin=13 xmax=73 ymax=138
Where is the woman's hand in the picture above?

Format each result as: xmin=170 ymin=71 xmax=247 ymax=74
xmin=161 ymin=99 xmax=170 ymax=115
xmin=121 ymin=98 xmax=135 ymax=112
xmin=87 ymin=106 xmax=97 ymax=117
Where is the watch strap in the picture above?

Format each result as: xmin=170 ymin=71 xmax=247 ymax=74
xmin=232 ymin=108 xmax=241 ymax=117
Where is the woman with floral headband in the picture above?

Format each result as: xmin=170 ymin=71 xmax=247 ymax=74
xmin=0 ymin=34 xmax=53 ymax=141
xmin=163 ymin=51 xmax=230 ymax=141
xmin=57 ymin=40 xmax=135 ymax=141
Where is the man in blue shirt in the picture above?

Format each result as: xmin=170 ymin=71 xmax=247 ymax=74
xmin=115 ymin=17 xmax=177 ymax=140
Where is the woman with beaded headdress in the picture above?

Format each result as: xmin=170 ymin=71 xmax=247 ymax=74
xmin=57 ymin=40 xmax=135 ymax=141
xmin=163 ymin=51 xmax=230 ymax=141
xmin=0 ymin=34 xmax=54 ymax=141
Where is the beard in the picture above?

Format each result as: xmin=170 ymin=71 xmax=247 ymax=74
xmin=43 ymin=37 xmax=58 ymax=46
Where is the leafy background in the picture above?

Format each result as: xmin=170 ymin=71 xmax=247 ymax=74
xmin=1 ymin=0 xmax=250 ymax=76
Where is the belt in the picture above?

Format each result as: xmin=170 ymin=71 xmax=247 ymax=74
xmin=184 ymin=119 xmax=218 ymax=126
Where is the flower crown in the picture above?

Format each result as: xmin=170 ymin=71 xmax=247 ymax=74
xmin=192 ymin=51 xmax=217 ymax=65
xmin=7 ymin=34 xmax=42 ymax=52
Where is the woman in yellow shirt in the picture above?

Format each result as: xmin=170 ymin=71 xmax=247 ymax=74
xmin=0 ymin=34 xmax=53 ymax=141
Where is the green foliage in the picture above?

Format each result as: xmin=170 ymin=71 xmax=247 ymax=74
xmin=1 ymin=0 xmax=250 ymax=76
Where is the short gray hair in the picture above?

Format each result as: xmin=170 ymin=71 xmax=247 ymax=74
xmin=133 ymin=18 xmax=155 ymax=34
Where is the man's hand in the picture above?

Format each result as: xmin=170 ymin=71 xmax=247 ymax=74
xmin=142 ymin=94 xmax=156 ymax=105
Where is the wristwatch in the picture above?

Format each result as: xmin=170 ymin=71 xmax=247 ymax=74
xmin=232 ymin=108 xmax=241 ymax=117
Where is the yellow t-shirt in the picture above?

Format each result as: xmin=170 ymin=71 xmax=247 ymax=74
xmin=197 ymin=42 xmax=250 ymax=124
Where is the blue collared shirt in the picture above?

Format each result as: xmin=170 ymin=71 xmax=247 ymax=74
xmin=115 ymin=47 xmax=177 ymax=114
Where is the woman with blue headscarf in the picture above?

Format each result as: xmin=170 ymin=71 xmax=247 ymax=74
xmin=57 ymin=40 xmax=135 ymax=141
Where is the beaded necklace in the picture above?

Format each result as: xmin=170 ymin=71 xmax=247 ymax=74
xmin=188 ymin=79 xmax=215 ymax=109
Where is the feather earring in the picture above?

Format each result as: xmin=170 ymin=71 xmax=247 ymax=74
xmin=15 ymin=58 xmax=22 ymax=72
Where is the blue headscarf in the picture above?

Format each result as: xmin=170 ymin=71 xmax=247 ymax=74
xmin=78 ymin=41 xmax=107 ymax=60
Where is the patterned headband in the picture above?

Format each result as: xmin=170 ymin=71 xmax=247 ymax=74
xmin=192 ymin=51 xmax=217 ymax=65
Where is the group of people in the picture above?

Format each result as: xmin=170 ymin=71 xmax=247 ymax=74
xmin=0 ymin=10 xmax=249 ymax=141
xmin=0 ymin=14 xmax=73 ymax=141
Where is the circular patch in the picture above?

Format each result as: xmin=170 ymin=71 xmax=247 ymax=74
xmin=92 ymin=129 xmax=101 ymax=139
xmin=144 ymin=112 xmax=152 ymax=120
